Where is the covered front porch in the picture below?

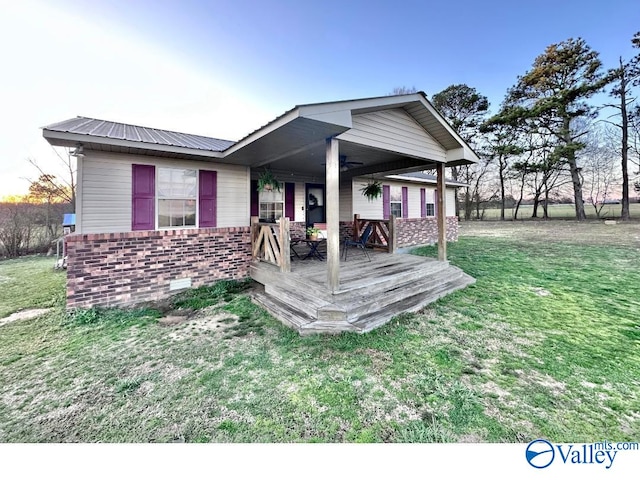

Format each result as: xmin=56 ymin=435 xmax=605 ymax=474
xmin=230 ymin=94 xmax=479 ymax=333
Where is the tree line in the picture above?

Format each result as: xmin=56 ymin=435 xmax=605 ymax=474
xmin=0 ymin=153 xmax=75 ymax=258
xmin=397 ymin=32 xmax=640 ymax=221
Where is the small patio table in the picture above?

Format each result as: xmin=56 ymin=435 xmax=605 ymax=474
xmin=290 ymin=237 xmax=326 ymax=261
xmin=302 ymin=238 xmax=326 ymax=260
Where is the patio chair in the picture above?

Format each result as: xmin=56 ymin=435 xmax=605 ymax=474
xmin=342 ymin=223 xmax=373 ymax=261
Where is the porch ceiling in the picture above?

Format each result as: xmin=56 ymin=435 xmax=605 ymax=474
xmin=261 ymin=139 xmax=439 ymax=178
xmin=225 ymin=93 xmax=473 ymax=177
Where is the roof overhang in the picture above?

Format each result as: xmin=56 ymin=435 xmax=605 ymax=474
xmin=42 ymin=129 xmax=225 ymax=160
xmin=42 ymin=93 xmax=480 ymax=171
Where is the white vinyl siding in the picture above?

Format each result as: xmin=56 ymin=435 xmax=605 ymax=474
xmin=352 ymin=177 xmax=383 ymax=219
xmin=294 ymin=182 xmax=306 ymax=222
xmin=446 ymin=188 xmax=456 ymax=217
xmin=336 ymin=109 xmax=447 ymax=162
xmin=350 ymin=177 xmax=457 ymax=220
xmin=79 ymin=151 xmax=249 ymax=234
xmin=339 ymin=181 xmax=352 ymax=222
xmin=79 ymin=156 xmax=131 ymax=234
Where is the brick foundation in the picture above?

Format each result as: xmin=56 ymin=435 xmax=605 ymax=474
xmin=339 ymin=221 xmax=355 ymax=240
xmin=66 ymin=227 xmax=251 ymax=309
xmin=290 ymin=222 xmax=306 ymax=238
xmin=395 ymin=216 xmax=459 ymax=248
xmin=289 ymin=221 xmax=353 ymax=241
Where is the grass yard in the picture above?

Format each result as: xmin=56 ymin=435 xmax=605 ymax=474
xmin=0 ymin=222 xmax=638 ymax=442
xmin=0 ymin=256 xmax=66 ymax=318
xmin=478 ymin=202 xmax=640 ymax=221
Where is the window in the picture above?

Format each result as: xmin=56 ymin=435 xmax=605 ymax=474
xmin=426 ymin=203 xmax=435 ymax=217
xmin=259 ymin=188 xmax=284 ymax=222
xmin=390 ymin=186 xmax=402 ymax=218
xmin=157 ymin=168 xmax=197 ymax=228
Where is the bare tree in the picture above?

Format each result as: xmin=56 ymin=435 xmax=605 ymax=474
xmin=580 ymin=127 xmax=621 ymax=218
xmin=0 ymin=201 xmax=36 ymax=258
xmin=27 ymin=145 xmax=76 ymax=211
xmin=389 ymin=86 xmax=418 ymax=95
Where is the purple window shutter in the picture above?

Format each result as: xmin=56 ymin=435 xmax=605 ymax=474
xmin=250 ymin=180 xmax=259 ymax=217
xmin=402 ymin=186 xmax=408 ymax=218
xmin=199 ymin=170 xmax=217 ymax=228
xmin=420 ymin=188 xmax=426 ymax=218
xmin=285 ymin=182 xmax=295 ymax=220
xmin=382 ymin=185 xmax=390 ymax=220
xmin=132 ymin=164 xmax=155 ymax=231
xmin=434 ymin=188 xmax=439 ymax=218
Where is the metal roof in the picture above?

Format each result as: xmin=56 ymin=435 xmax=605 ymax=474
xmin=43 ymin=117 xmax=235 ymax=152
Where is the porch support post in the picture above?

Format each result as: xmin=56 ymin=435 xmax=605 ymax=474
xmin=326 ymin=137 xmax=340 ymax=293
xmin=436 ymin=162 xmax=447 ymax=261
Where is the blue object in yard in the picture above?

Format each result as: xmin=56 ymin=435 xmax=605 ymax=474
xmin=63 ymin=213 xmax=76 ymax=226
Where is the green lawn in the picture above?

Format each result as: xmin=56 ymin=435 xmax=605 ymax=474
xmin=0 ymin=223 xmax=638 ymax=442
xmin=0 ymin=256 xmax=66 ymax=318
xmin=478 ymin=202 xmax=640 ymax=220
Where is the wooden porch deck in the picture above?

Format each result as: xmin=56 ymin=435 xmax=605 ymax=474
xmin=251 ymin=249 xmax=475 ymax=335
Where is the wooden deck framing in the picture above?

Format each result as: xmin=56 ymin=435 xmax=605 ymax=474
xmin=251 ymin=250 xmax=475 ymax=334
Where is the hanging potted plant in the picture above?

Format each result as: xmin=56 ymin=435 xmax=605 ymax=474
xmin=257 ymin=168 xmax=281 ymax=192
xmin=359 ymin=179 xmax=383 ymax=202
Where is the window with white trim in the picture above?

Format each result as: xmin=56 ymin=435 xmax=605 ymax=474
xmin=426 ymin=203 xmax=435 ymax=216
xmin=426 ymin=190 xmax=435 ymax=217
xmin=390 ymin=185 xmax=402 ymax=218
xmin=259 ymin=188 xmax=284 ymax=222
xmin=157 ymin=168 xmax=197 ymax=228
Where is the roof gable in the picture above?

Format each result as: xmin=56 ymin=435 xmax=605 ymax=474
xmin=337 ymin=108 xmax=446 ymax=162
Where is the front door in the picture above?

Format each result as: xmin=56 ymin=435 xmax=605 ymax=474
xmin=305 ymin=183 xmax=325 ymax=227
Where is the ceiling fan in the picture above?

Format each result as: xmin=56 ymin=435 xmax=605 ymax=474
xmin=322 ymin=155 xmax=364 ymax=171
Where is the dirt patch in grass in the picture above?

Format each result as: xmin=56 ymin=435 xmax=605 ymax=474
xmin=0 ymin=308 xmax=52 ymax=327
xmin=167 ymin=312 xmax=238 ymax=340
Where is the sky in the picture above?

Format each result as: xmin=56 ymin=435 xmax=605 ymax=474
xmin=0 ymin=0 xmax=638 ymax=197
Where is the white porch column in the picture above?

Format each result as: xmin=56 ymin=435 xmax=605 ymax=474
xmin=326 ymin=137 xmax=340 ymax=293
xmin=436 ymin=162 xmax=447 ymax=262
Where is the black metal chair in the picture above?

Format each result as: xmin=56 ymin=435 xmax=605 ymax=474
xmin=342 ymin=223 xmax=373 ymax=261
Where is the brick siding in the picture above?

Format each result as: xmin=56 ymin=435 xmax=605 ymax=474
xmin=339 ymin=221 xmax=355 ymax=241
xmin=66 ymin=227 xmax=251 ymax=309
xmin=395 ymin=216 xmax=459 ymax=248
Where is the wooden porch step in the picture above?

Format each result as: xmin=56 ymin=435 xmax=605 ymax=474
xmin=250 ymin=255 xmax=476 ymax=335
xmin=351 ymin=271 xmax=476 ymax=332
xmin=252 ymin=258 xmax=451 ymax=304
xmin=252 ymin=292 xmax=315 ymax=330
xmin=252 ymin=292 xmax=357 ymax=335
xmin=264 ymin=283 xmax=340 ymax=318
xmin=341 ymin=266 xmax=466 ymax=322
xmin=305 ymin=258 xmax=451 ymax=299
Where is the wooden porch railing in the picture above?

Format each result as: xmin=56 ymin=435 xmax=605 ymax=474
xmin=251 ymin=217 xmax=291 ymax=272
xmin=353 ymin=214 xmax=397 ymax=254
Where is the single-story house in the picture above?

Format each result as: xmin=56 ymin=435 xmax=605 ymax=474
xmin=43 ymin=92 xmax=478 ymax=333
